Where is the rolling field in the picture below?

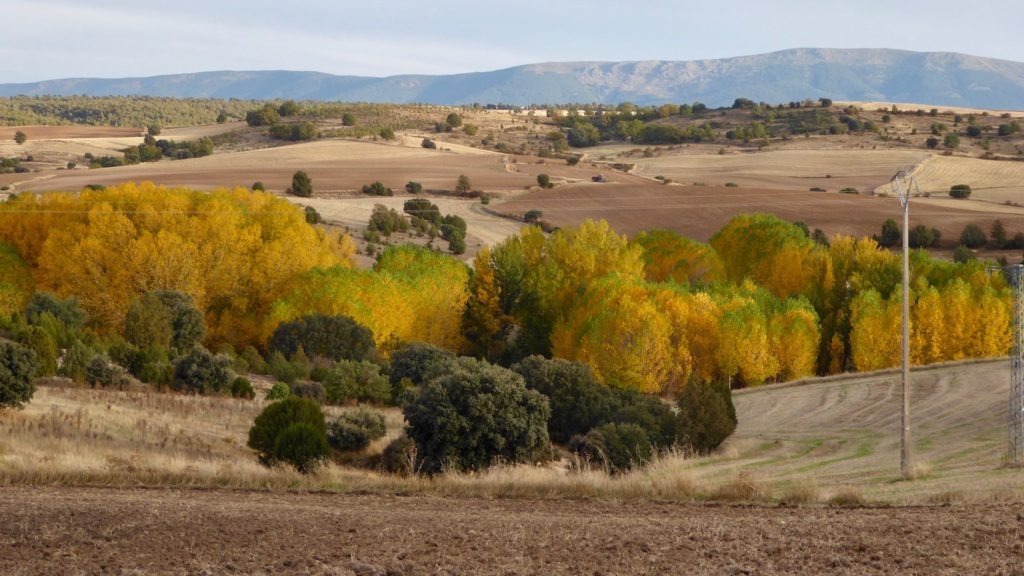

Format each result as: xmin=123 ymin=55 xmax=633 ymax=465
xmin=1 ymin=360 xmax=1023 ymax=574
xmin=906 ymin=155 xmax=1024 ymax=204
xmin=498 ymin=181 xmax=1024 ymax=241
xmin=629 ymin=149 xmax=929 ymax=192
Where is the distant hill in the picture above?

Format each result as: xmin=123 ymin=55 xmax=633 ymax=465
xmin=3 ymin=48 xmax=1024 ymax=109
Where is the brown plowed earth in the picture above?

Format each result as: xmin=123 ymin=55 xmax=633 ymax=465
xmin=1 ymin=486 xmax=1021 ymax=575
xmin=498 ymin=182 xmax=1024 ymax=241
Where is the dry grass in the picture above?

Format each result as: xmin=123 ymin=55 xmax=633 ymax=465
xmin=4 ymin=360 xmax=1024 ymax=507
xmin=828 ymin=486 xmax=866 ymax=507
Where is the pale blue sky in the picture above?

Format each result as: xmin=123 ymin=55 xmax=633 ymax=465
xmin=3 ymin=0 xmax=1023 ymax=82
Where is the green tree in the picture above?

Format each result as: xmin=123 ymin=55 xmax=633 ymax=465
xmin=878 ymin=219 xmax=901 ymax=247
xmin=277 ymin=101 xmax=301 ymax=117
xmin=322 ymin=359 xmax=390 ymax=405
xmin=537 ymin=174 xmax=552 ymax=188
xmin=446 ymin=112 xmax=463 ymax=128
xmin=14 ymin=131 xmax=26 ymax=145
xmin=173 ymin=346 xmax=232 ymax=394
xmin=405 ymin=181 xmax=423 ymax=194
xmin=0 ymin=341 xmax=38 ymax=409
xmin=512 ymin=356 xmax=619 ymax=444
xmin=291 ymin=170 xmax=313 ymax=197
xmin=953 ymin=245 xmax=975 ymax=263
xmin=674 ymin=381 xmax=736 ymax=454
xmin=269 ymin=314 xmax=378 ymax=363
xmin=949 ymin=184 xmax=972 ymax=199
xmin=455 ymin=174 xmax=472 ymax=195
xmin=943 ymin=133 xmax=960 ymax=149
xmin=992 ymin=220 xmax=1008 ymax=249
xmin=925 ymin=137 xmax=940 ymax=149
xmin=403 ymin=358 xmax=551 ymax=474
xmin=960 ymin=224 xmax=987 ymax=249
xmin=147 ymin=123 xmax=162 ymax=136
xmin=341 ymin=113 xmax=356 ymax=126
xmin=248 ymin=396 xmax=328 ymax=471
xmin=327 ymin=409 xmax=387 ymax=451
xmin=23 ymin=328 xmax=57 ymax=377
xmin=567 ymin=123 xmax=601 ymax=147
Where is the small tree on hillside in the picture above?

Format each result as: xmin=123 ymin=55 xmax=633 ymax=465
xmin=446 ymin=112 xmax=463 ymax=128
xmin=878 ymin=219 xmax=901 ymax=247
xmin=455 ymin=174 xmax=472 ymax=195
xmin=248 ymin=396 xmax=328 ymax=472
xmin=537 ymin=174 xmax=552 ymax=188
xmin=291 ymin=170 xmax=313 ymax=197
xmin=0 ymin=341 xmax=39 ymax=410
xmin=949 ymin=184 xmax=972 ymax=199
xmin=943 ymin=133 xmax=960 ymax=149
xmin=14 ymin=131 xmax=26 ymax=145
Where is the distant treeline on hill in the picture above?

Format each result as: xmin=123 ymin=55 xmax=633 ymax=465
xmin=0 ymin=96 xmax=429 ymax=129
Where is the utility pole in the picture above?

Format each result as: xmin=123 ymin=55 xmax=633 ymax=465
xmin=891 ymin=172 xmax=917 ymax=479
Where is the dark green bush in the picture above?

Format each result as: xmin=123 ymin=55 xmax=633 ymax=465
xmin=403 ymin=358 xmax=551 ymax=474
xmin=269 ymin=314 xmax=378 ymax=363
xmin=361 ymin=181 xmax=393 ymax=196
xmin=953 ymin=245 xmax=975 ymax=263
xmin=291 ymin=170 xmax=313 ymax=198
xmin=388 ymin=342 xmax=456 ymax=390
xmin=381 ymin=435 xmax=417 ymax=476
xmin=327 ymin=409 xmax=387 ymax=451
xmin=949 ymin=184 xmax=972 ymax=199
xmin=25 ymin=292 xmax=85 ymax=331
xmin=512 ymin=356 xmax=619 ymax=444
xmin=878 ymin=218 xmax=901 ymax=247
xmin=173 ymin=347 xmax=232 ymax=394
xmin=614 ymin=390 xmax=677 ymax=449
xmin=405 ymin=181 xmax=422 ymax=194
xmin=322 ymin=360 xmax=389 ymax=404
xmin=272 ymin=423 xmax=330 ymax=473
xmin=536 ymin=174 xmax=552 ymax=188
xmin=248 ymin=396 xmax=327 ymax=468
xmin=674 ymin=380 xmax=737 ymax=454
xmin=230 ymin=377 xmax=255 ymax=400
xmin=0 ymin=341 xmax=38 ymax=410
xmin=570 ymin=423 xmax=652 ymax=473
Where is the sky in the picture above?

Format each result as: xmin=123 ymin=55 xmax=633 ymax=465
xmin=2 ymin=0 xmax=1023 ymax=83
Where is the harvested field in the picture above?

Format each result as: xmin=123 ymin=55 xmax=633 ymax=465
xmin=629 ymin=149 xmax=928 ymax=192
xmin=292 ymin=196 xmax=524 ymax=250
xmin=498 ymin=181 xmax=1024 ymax=242
xmin=0 ymin=125 xmax=143 ymax=139
xmin=2 ymin=486 xmax=1023 ymax=575
xmin=8 ymin=139 xmax=565 ymax=194
xmin=904 ymin=155 xmax=1024 ymax=204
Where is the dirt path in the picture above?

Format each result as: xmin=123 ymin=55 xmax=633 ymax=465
xmin=0 ymin=486 xmax=1021 ymax=575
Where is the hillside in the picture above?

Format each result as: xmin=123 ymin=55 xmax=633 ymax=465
xmin=3 ymin=49 xmax=1024 ymax=108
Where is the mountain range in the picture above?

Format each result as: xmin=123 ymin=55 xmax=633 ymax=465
xmin=2 ymin=48 xmax=1023 ymax=109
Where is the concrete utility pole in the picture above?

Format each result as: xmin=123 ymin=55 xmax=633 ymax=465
xmin=891 ymin=171 xmax=917 ymax=479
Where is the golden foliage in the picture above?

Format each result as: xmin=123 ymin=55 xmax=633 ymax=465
xmin=270 ymin=244 xmax=469 ymax=351
xmin=0 ymin=182 xmax=352 ymax=348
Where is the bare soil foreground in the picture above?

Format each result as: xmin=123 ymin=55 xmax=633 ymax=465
xmin=2 ymin=486 xmax=1022 ymax=575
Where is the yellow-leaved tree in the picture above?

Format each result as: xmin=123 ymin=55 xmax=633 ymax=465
xmin=0 ymin=182 xmax=352 ymax=349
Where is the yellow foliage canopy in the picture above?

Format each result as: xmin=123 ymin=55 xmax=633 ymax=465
xmin=0 ymin=182 xmax=353 ymax=348
xmin=270 ymin=244 xmax=469 ymax=352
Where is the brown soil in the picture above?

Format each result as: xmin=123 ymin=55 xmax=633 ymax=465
xmin=1 ymin=486 xmax=1020 ymax=575
xmin=498 ymin=182 xmax=1024 ymax=242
